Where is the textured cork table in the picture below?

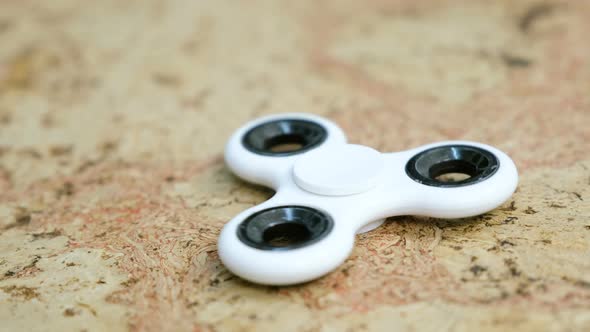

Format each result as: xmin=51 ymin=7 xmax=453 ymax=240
xmin=0 ymin=1 xmax=589 ymax=331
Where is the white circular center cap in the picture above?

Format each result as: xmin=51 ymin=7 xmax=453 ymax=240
xmin=293 ymin=144 xmax=384 ymax=196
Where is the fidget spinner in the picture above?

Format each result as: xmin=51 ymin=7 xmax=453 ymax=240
xmin=218 ymin=113 xmax=518 ymax=285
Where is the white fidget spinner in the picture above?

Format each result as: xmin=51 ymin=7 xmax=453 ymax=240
xmin=218 ymin=113 xmax=518 ymax=285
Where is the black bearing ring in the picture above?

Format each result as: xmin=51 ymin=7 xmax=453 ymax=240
xmin=405 ymin=145 xmax=499 ymax=187
xmin=237 ymin=206 xmax=333 ymax=250
xmin=242 ymin=119 xmax=327 ymax=156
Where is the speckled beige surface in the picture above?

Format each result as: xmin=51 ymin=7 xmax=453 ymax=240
xmin=0 ymin=1 xmax=589 ymax=331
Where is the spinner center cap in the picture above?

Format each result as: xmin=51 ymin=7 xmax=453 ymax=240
xmin=292 ymin=144 xmax=384 ymax=196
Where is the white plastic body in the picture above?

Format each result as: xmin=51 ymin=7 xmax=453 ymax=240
xmin=219 ymin=113 xmax=518 ymax=285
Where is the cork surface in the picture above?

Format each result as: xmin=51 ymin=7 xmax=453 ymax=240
xmin=1 ymin=0 xmax=589 ymax=331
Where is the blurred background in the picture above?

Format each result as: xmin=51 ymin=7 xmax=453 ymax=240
xmin=0 ymin=1 xmax=589 ymax=331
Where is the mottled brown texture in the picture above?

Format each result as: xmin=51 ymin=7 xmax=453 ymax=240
xmin=0 ymin=0 xmax=589 ymax=331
